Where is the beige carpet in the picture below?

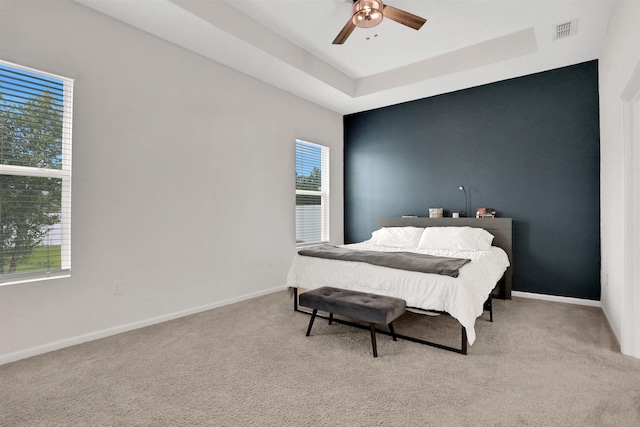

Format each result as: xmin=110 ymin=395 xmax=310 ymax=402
xmin=2 ymin=291 xmax=640 ymax=426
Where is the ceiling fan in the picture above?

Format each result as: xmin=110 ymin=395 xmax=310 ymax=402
xmin=333 ymin=0 xmax=426 ymax=44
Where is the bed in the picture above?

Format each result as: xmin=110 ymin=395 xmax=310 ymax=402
xmin=286 ymin=217 xmax=513 ymax=354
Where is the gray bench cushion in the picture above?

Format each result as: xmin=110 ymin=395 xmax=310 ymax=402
xmin=299 ymin=287 xmax=406 ymax=325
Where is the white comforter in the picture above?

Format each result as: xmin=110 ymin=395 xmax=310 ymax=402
xmin=286 ymin=242 xmax=510 ymax=345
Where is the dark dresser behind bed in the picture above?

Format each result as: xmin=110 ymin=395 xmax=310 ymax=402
xmin=378 ymin=217 xmax=513 ymax=299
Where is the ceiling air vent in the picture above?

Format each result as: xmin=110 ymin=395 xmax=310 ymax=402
xmin=553 ymin=20 xmax=577 ymax=40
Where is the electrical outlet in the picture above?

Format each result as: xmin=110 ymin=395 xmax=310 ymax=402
xmin=113 ymin=280 xmax=123 ymax=295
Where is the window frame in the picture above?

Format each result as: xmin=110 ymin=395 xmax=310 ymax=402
xmin=0 ymin=60 xmax=73 ymax=285
xmin=295 ymin=139 xmax=330 ymax=246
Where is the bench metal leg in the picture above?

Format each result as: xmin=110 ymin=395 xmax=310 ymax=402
xmin=306 ymin=309 xmax=318 ymax=336
xmin=370 ymin=323 xmax=378 ymax=358
xmin=484 ymin=296 xmax=493 ymax=322
xmin=328 ymin=312 xmax=333 ymax=325
xmin=388 ymin=322 xmax=397 ymax=341
xmin=461 ymin=326 xmax=468 ymax=355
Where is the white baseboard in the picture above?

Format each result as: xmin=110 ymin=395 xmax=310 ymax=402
xmin=512 ymin=290 xmax=601 ymax=307
xmin=0 ymin=285 xmax=285 ymax=366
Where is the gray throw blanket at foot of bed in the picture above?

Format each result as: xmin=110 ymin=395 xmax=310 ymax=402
xmin=298 ymin=245 xmax=471 ymax=277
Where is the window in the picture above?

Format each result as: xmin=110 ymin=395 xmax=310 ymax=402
xmin=1 ymin=60 xmax=73 ymax=285
xmin=295 ymin=139 xmax=329 ymax=245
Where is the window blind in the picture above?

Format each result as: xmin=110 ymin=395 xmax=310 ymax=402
xmin=295 ymin=139 xmax=329 ymax=245
xmin=0 ymin=60 xmax=73 ymax=284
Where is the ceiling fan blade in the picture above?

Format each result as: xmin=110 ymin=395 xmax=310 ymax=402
xmin=333 ymin=19 xmax=357 ymax=44
xmin=382 ymin=4 xmax=426 ymax=30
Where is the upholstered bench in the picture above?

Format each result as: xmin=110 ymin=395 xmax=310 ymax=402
xmin=299 ymin=287 xmax=406 ymax=358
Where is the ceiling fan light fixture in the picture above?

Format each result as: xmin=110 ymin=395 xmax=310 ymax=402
xmin=351 ymin=0 xmax=384 ymax=28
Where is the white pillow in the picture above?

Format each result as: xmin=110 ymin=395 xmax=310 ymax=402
xmin=369 ymin=227 xmax=424 ymax=248
xmin=417 ymin=227 xmax=494 ymax=251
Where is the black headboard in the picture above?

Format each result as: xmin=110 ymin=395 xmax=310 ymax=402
xmin=378 ymin=217 xmax=513 ymax=299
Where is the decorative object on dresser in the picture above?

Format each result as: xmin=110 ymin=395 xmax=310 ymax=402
xmin=476 ymin=208 xmax=497 ymax=218
xmin=428 ymin=207 xmax=443 ymax=218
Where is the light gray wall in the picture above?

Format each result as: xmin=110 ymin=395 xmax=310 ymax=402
xmin=599 ymin=0 xmax=640 ymax=357
xmin=0 ymin=0 xmax=343 ymax=362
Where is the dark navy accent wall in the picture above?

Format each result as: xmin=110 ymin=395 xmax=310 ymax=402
xmin=344 ymin=60 xmax=600 ymax=300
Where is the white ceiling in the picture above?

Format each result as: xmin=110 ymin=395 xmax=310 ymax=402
xmin=74 ymin=0 xmax=615 ymax=115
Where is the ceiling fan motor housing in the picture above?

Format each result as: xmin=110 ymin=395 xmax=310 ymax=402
xmin=352 ymin=0 xmax=384 ymax=28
